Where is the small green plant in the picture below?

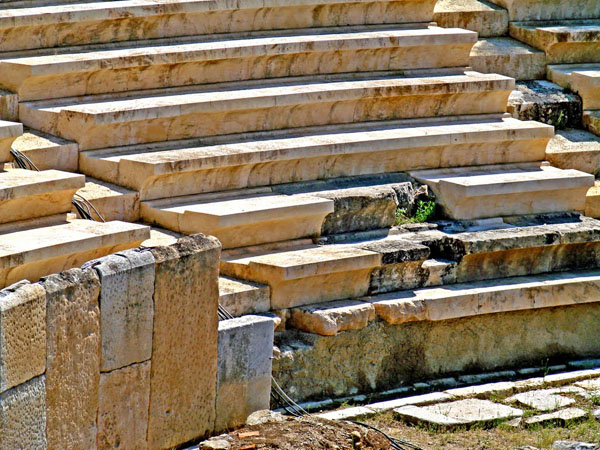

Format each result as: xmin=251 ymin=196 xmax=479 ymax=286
xmin=395 ymin=200 xmax=436 ymax=225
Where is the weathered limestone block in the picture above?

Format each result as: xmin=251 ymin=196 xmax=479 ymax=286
xmin=0 ymin=281 xmax=45 ymax=394
xmin=434 ymin=0 xmax=508 ymax=37
xmin=289 ymin=300 xmax=376 ymax=336
xmin=273 ymin=302 xmax=600 ymax=402
xmin=92 ymin=249 xmax=155 ymax=372
xmin=508 ymin=81 xmax=583 ymax=129
xmin=43 ymin=268 xmax=101 ymax=450
xmin=546 ymin=129 xmax=600 ymax=176
xmin=0 ymin=89 xmax=17 ymax=122
xmin=147 ymin=234 xmax=221 ymax=449
xmin=0 ymin=375 xmax=46 ymax=450
xmin=97 ymin=361 xmax=150 ymax=450
xmin=469 ymin=38 xmax=546 ymax=81
xmin=216 ymin=316 xmax=274 ymax=432
xmin=218 ymin=276 xmax=270 ymax=317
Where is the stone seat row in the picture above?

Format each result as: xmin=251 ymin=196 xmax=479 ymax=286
xmin=0 ymin=0 xmax=437 ymax=52
xmin=215 ymin=215 xmax=600 ymax=328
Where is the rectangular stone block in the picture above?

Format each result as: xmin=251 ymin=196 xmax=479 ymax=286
xmin=216 ymin=315 xmax=274 ymax=432
xmin=0 ymin=281 xmax=46 ymax=394
xmin=147 ymin=234 xmax=221 ymax=449
xmin=97 ymin=361 xmax=150 ymax=450
xmin=43 ymin=268 xmax=101 ymax=450
xmin=92 ymin=249 xmax=155 ymax=372
xmin=0 ymin=375 xmax=46 ymax=450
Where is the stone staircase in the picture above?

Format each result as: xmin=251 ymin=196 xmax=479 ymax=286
xmin=0 ymin=0 xmax=599 ymax=405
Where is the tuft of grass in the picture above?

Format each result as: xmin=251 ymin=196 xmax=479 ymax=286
xmin=395 ymin=200 xmax=436 ymax=225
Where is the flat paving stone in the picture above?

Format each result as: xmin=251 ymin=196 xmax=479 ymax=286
xmin=525 ymin=408 xmax=587 ymax=427
xmin=553 ymin=442 xmax=600 ymax=450
xmin=506 ymin=389 xmax=576 ymax=411
xmin=395 ymin=399 xmax=522 ymax=428
xmin=575 ymin=378 xmax=600 ymax=390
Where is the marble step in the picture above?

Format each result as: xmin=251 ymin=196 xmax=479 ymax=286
xmin=469 ymin=37 xmax=546 ymax=81
xmin=0 ymin=119 xmax=22 ymax=162
xmin=287 ymin=269 xmax=600 ymax=335
xmin=485 ymin=0 xmax=600 ymax=21
xmin=0 ymin=219 xmax=150 ymax=288
xmin=141 ymin=188 xmax=334 ymax=249
xmin=547 ymin=64 xmax=600 ymax=110
xmin=410 ymin=163 xmax=594 ymax=219
xmin=10 ymin=127 xmax=78 ymax=172
xmin=510 ymin=20 xmax=600 ymax=64
xmin=433 ymin=0 xmax=508 ymax=37
xmin=79 ymin=115 xmax=552 ymax=200
xmin=0 ymin=0 xmax=436 ymax=52
xmin=20 ymin=70 xmax=515 ymax=150
xmin=0 ymin=168 xmax=84 ymax=223
xmin=0 ymin=25 xmax=477 ymax=101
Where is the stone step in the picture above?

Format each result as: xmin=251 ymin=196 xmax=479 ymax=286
xmin=0 ymin=168 xmax=84 ymax=224
xmin=509 ymin=20 xmax=600 ymax=64
xmin=584 ymin=110 xmax=600 ymax=137
xmin=586 ymin=180 xmax=600 ymax=218
xmin=545 ymin=128 xmax=600 ymax=175
xmin=0 ymin=0 xmax=437 ymax=52
xmin=485 ymin=0 xmax=600 ymax=21
xmin=0 ymin=119 xmax=22 ymax=162
xmin=218 ymin=276 xmax=270 ymax=318
xmin=73 ymin=178 xmax=140 ymax=223
xmin=0 ymin=25 xmax=477 ymax=101
xmin=220 ymin=243 xmax=384 ymax=309
xmin=20 ymin=70 xmax=515 ymax=150
xmin=287 ymin=269 xmax=600 ymax=335
xmin=10 ymin=127 xmax=77 ymax=172
xmin=547 ymin=64 xmax=600 ymax=110
xmin=78 ymin=115 xmax=551 ymax=200
xmin=469 ymin=37 xmax=546 ymax=81
xmin=433 ymin=0 xmax=508 ymax=37
xmin=0 ymin=219 xmax=150 ymax=288
xmin=410 ymin=163 xmax=594 ymax=219
xmin=141 ymin=188 xmax=334 ymax=249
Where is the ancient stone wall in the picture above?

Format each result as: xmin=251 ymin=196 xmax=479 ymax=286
xmin=0 ymin=233 xmax=271 ymax=450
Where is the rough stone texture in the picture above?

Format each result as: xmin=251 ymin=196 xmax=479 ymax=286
xmin=92 ymin=249 xmax=155 ymax=372
xmin=553 ymin=442 xmax=600 ymax=450
xmin=0 ymin=89 xmax=18 ymax=122
xmin=525 ymin=408 xmax=587 ymax=427
xmin=147 ymin=234 xmax=221 ymax=449
xmin=0 ymin=375 xmax=46 ymax=450
xmin=395 ymin=399 xmax=522 ymax=427
xmin=43 ymin=268 xmax=101 ymax=450
xmin=546 ymin=129 xmax=600 ymax=176
xmin=368 ymin=392 xmax=453 ymax=412
xmin=97 ymin=361 xmax=150 ymax=450
xmin=273 ymin=303 xmax=600 ymax=402
xmin=0 ymin=281 xmax=46 ymax=394
xmin=216 ymin=315 xmax=274 ymax=432
xmin=288 ymin=299 xmax=376 ymax=336
xmin=508 ymin=81 xmax=583 ymax=129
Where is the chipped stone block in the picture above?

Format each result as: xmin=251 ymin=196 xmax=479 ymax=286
xmin=369 ymin=392 xmax=453 ymax=412
xmin=97 ymin=361 xmax=150 ymax=450
xmin=147 ymin=234 xmax=221 ymax=449
xmin=216 ymin=315 xmax=274 ymax=432
xmin=92 ymin=249 xmax=155 ymax=371
xmin=0 ymin=375 xmax=46 ymax=450
xmin=0 ymin=281 xmax=46 ymax=393
xmin=508 ymin=81 xmax=583 ymax=129
xmin=43 ymin=268 xmax=101 ymax=450
xmin=0 ymin=90 xmax=17 ymax=122
xmin=288 ymin=300 xmax=376 ymax=336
